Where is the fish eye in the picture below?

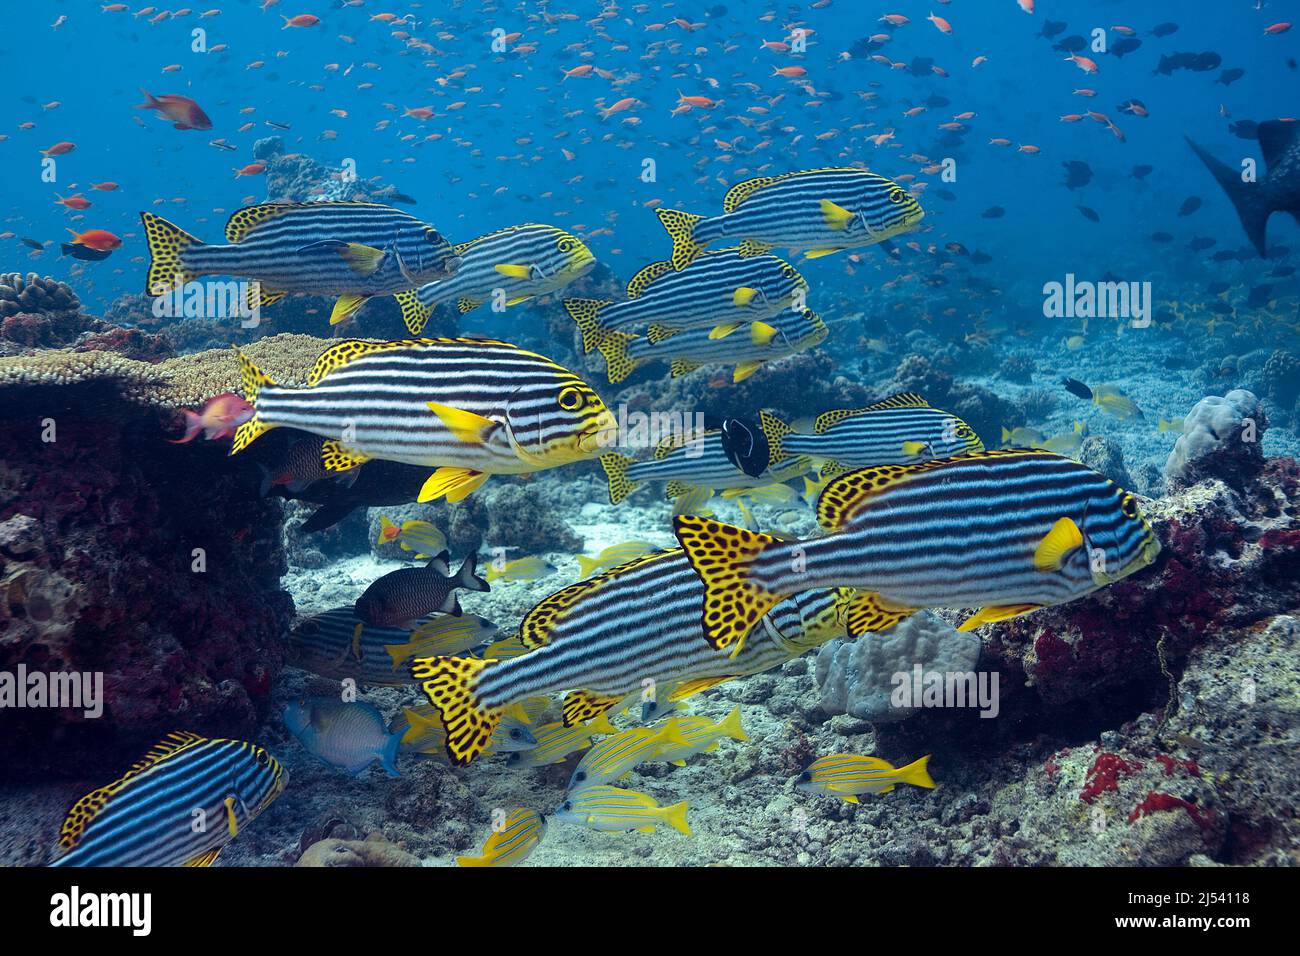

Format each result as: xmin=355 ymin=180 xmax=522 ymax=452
xmin=574 ymin=771 xmax=587 ymax=783
xmin=889 ymin=187 xmax=907 ymax=204
xmin=561 ymin=801 xmax=572 ymax=812
xmin=796 ymin=771 xmax=811 ymax=783
xmin=255 ymin=749 xmax=270 ymax=766
xmin=509 ymin=728 xmax=521 ymax=739
xmin=425 ymin=229 xmax=443 ymax=245
xmin=558 ymin=386 xmax=586 ymax=411
xmin=1121 ymin=495 xmax=1138 ymax=518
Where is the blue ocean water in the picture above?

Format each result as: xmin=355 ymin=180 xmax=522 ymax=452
xmin=2 ymin=0 xmax=1295 ymax=319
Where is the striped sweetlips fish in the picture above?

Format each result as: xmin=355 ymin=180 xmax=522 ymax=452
xmin=577 ymin=299 xmax=827 ymax=385
xmin=409 ymin=547 xmax=854 ymax=765
xmin=229 ymin=336 xmax=618 ymax=503
xmin=140 ymin=200 xmax=460 ymax=324
xmin=672 ymin=448 xmax=1162 ymax=654
xmin=49 ymin=732 xmax=285 ymax=867
xmin=395 ymin=222 xmax=596 ymax=333
xmin=563 ymin=246 xmax=810 ymax=352
xmin=654 ymin=166 xmax=925 ymax=270
xmin=759 ymin=392 xmax=985 ymax=478
xmin=597 ymin=428 xmax=812 ymax=506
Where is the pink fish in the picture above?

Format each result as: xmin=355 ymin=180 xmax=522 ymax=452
xmin=170 ymin=392 xmax=254 ymax=443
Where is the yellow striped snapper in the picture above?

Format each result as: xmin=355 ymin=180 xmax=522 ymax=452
xmin=655 ymin=167 xmax=924 ymax=270
xmin=568 ymin=721 xmax=688 ymax=790
xmin=410 ymin=548 xmax=851 ymax=765
xmin=283 ymin=698 xmax=403 ymax=777
xmin=231 ymin=337 xmax=618 ymax=503
xmin=564 ymin=246 xmax=809 ymax=351
xmin=382 ymin=613 xmax=499 ymax=667
xmin=485 ymin=556 xmax=558 ymax=583
xmin=506 ymin=716 xmax=619 ymax=769
xmin=575 ymin=540 xmax=659 ymax=577
xmin=556 ymin=785 xmax=692 ymax=835
xmin=377 ymin=515 xmax=447 ymax=559
xmin=598 ymin=429 xmax=812 ymax=506
xmin=672 ymin=449 xmax=1160 ymax=653
xmin=141 ymin=201 xmax=459 ymax=325
xmin=797 ymin=753 xmax=936 ymax=802
xmin=651 ymin=707 xmax=747 ymax=765
xmin=457 ymin=808 xmax=547 ymax=867
xmin=396 ymin=223 xmax=595 ymax=334
xmin=50 ymin=732 xmax=284 ymax=867
xmin=762 ymin=393 xmax=981 ymax=477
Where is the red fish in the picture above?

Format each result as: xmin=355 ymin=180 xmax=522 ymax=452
xmin=135 ymin=88 xmax=212 ymax=130
xmin=170 ymin=392 xmax=255 ymax=443
xmin=65 ymin=228 xmax=121 ymax=251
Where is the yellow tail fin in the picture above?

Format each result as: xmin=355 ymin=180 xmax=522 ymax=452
xmin=575 ymin=555 xmax=600 ymax=577
xmin=394 ymin=288 xmax=434 ymax=335
xmin=719 ymin=706 xmax=747 ymax=741
xmin=562 ymin=298 xmax=614 ymax=354
xmin=409 ymin=656 xmax=501 ymax=766
xmin=140 ymin=211 xmax=202 ymax=295
xmin=671 ymin=516 xmax=784 ymax=655
xmin=599 ymin=453 xmax=640 ymax=505
xmin=654 ymin=208 xmax=707 ymax=270
xmin=898 ymin=754 xmax=936 ymax=789
xmin=661 ymin=800 xmax=692 ymax=836
xmin=758 ymin=409 xmax=793 ymax=464
xmin=230 ymin=348 xmax=278 ymax=455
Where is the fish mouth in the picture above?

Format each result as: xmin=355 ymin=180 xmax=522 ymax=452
xmin=577 ymin=411 xmax=619 ymax=452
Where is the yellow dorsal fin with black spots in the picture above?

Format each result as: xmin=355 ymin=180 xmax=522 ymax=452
xmin=626 ymin=258 xmax=674 ymax=298
xmin=816 ymin=463 xmax=923 ymax=531
xmin=306 ymin=338 xmax=432 ymax=386
xmin=723 ymin=174 xmax=787 ymax=213
xmin=722 ymin=167 xmax=865 ymax=214
xmin=225 ymin=200 xmax=394 ymax=243
xmin=562 ymin=690 xmax=624 ymax=727
xmin=58 ymin=732 xmax=207 ymax=851
xmin=841 ymin=592 xmax=917 ymax=637
xmin=646 ymin=323 xmax=683 ymax=344
xmin=518 ymin=579 xmax=596 ymax=649
xmin=225 ymin=203 xmax=295 ymax=243
xmin=813 ymin=392 xmax=930 ymax=433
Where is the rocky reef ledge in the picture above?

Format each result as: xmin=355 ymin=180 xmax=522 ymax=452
xmin=0 ymin=337 xmax=339 ymax=775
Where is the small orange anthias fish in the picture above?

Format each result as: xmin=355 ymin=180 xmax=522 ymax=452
xmin=134 ymin=88 xmax=213 ymax=130
xmin=170 ymin=392 xmax=256 ymax=444
xmin=65 ymin=228 xmax=121 ymax=252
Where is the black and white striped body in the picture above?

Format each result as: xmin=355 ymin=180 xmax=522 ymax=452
xmin=287 ymin=606 xmax=430 ymax=687
xmin=473 ymin=551 xmax=846 ymax=711
xmin=784 ymin=405 xmax=982 ymax=468
xmin=598 ymin=248 xmax=807 ymax=333
xmin=627 ymin=306 xmax=826 ymax=368
xmin=629 ymin=431 xmax=809 ymax=491
xmin=182 ymin=202 xmax=457 ymax=295
xmin=697 ymin=167 xmax=924 ymax=252
xmin=51 ymin=734 xmax=284 ymax=867
xmin=415 ymin=223 xmax=593 ymax=311
xmin=754 ymin=451 xmax=1159 ymax=610
xmin=253 ymin=338 xmax=613 ymax=474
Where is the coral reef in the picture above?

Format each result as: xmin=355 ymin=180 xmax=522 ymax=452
xmin=1164 ymin=388 xmax=1267 ymax=488
xmin=296 ymin=833 xmax=422 ymax=867
xmin=815 ymin=612 xmax=982 ymax=723
xmin=0 ymin=375 xmax=295 ymax=776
